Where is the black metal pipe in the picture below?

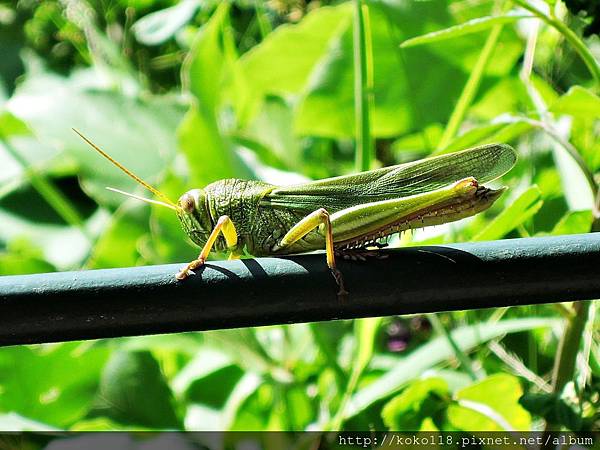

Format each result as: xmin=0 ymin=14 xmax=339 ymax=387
xmin=1 ymin=233 xmax=599 ymax=346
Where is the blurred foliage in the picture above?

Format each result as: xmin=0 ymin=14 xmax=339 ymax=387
xmin=0 ymin=0 xmax=599 ymax=436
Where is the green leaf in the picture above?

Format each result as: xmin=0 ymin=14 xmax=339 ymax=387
xmin=92 ymin=350 xmax=181 ymax=429
xmin=88 ymin=203 xmax=149 ymax=269
xmin=204 ymin=329 xmax=285 ymax=379
xmin=550 ymin=210 xmax=593 ymax=235
xmin=550 ymin=86 xmax=600 ymax=118
xmin=354 ymin=318 xmax=381 ymax=376
xmin=519 ymin=393 xmax=582 ymax=431
xmin=473 ymin=186 xmax=543 ymax=241
xmin=179 ymin=4 xmax=255 ymax=186
xmin=0 ymin=242 xmax=56 ymax=275
xmin=177 ymin=106 xmax=253 ymax=186
xmin=132 ymin=0 xmax=201 ymax=46
xmin=344 ymin=318 xmax=560 ymax=420
xmin=0 ymin=343 xmax=109 ymax=428
xmin=401 ymin=13 xmax=532 ymax=48
xmin=382 ymin=378 xmax=450 ymax=430
xmin=295 ymin=1 xmax=522 ymax=138
xmin=0 ymin=208 xmax=93 ymax=270
xmin=238 ymin=5 xmax=352 ymax=96
xmin=183 ymin=2 xmax=231 ymax=109
xmin=7 ymin=72 xmax=185 ymax=207
xmin=173 ymin=348 xmax=243 ymax=408
xmin=449 ymin=373 xmax=531 ymax=431
xmin=0 ymin=110 xmax=30 ymax=137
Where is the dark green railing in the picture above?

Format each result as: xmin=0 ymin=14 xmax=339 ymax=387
xmin=0 ymin=233 xmax=599 ymax=346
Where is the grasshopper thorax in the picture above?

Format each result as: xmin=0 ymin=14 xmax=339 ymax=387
xmin=177 ymin=188 xmax=213 ymax=248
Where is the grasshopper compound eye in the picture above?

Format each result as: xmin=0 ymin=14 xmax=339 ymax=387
xmin=179 ymin=193 xmax=196 ymax=213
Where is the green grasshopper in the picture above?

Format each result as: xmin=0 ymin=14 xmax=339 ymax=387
xmin=74 ymin=130 xmax=516 ymax=295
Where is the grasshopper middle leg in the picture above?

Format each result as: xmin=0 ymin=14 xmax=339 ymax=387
xmin=176 ymin=215 xmax=238 ymax=280
xmin=274 ymin=208 xmax=348 ymax=296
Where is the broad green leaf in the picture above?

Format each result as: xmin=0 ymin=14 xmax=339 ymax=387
xmin=92 ymin=350 xmax=181 ymax=429
xmin=0 ymin=110 xmax=30 ymax=137
xmin=173 ymin=348 xmax=243 ymax=408
xmin=382 ymin=378 xmax=450 ymax=430
xmin=0 ymin=208 xmax=93 ymax=270
xmin=148 ymin=172 xmax=197 ymax=264
xmin=550 ymin=86 xmax=600 ymax=118
xmin=0 ymin=111 xmax=59 ymax=187
xmin=296 ymin=1 xmax=522 ymax=138
xmin=401 ymin=13 xmax=532 ymax=48
xmin=552 ymin=87 xmax=600 ymax=172
xmin=221 ymin=373 xmax=264 ymax=430
xmin=449 ymin=373 xmax=531 ymax=431
xmin=183 ymin=2 xmax=231 ymax=109
xmin=179 ymin=4 xmax=254 ymax=186
xmin=87 ymin=203 xmax=149 ymax=269
xmin=550 ymin=210 xmax=593 ymax=235
xmin=570 ymin=115 xmax=600 ymax=173
xmin=239 ymin=97 xmax=303 ymax=170
xmin=0 ymin=240 xmax=55 ymax=275
xmin=473 ymin=186 xmax=543 ymax=241
xmin=295 ymin=2 xmax=459 ymax=138
xmin=344 ymin=318 xmax=560 ymax=419
xmin=132 ymin=0 xmax=201 ymax=46
xmin=238 ymin=5 xmax=352 ymax=96
xmin=6 ymin=72 xmax=184 ymax=207
xmin=204 ymin=329 xmax=285 ymax=379
xmin=0 ymin=343 xmax=109 ymax=428
xmin=177 ymin=106 xmax=253 ymax=186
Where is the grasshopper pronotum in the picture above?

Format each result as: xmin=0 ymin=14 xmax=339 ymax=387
xmin=74 ymin=129 xmax=516 ymax=295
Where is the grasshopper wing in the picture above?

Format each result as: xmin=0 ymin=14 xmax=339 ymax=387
xmin=265 ymin=143 xmax=516 ymax=212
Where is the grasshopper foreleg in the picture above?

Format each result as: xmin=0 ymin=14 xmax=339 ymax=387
xmin=274 ymin=208 xmax=348 ymax=297
xmin=176 ymin=215 xmax=238 ymax=280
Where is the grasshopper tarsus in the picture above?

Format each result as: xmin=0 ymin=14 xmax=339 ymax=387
xmin=176 ymin=257 xmax=206 ymax=281
xmin=330 ymin=268 xmax=348 ymax=298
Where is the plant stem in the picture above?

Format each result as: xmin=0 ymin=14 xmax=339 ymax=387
xmin=512 ymin=0 xmax=600 ymax=90
xmin=544 ymin=300 xmax=592 ymax=432
xmin=353 ymin=0 xmax=373 ymax=172
xmin=436 ymin=24 xmax=503 ymax=151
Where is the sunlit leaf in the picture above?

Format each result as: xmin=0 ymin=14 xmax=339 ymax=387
xmin=132 ymin=0 xmax=201 ymax=46
xmin=550 ymin=86 xmax=600 ymax=118
xmin=91 ymin=350 xmax=181 ymax=429
xmin=0 ymin=343 xmax=109 ymax=428
xmin=473 ymin=186 xmax=543 ymax=241
xmin=382 ymin=378 xmax=450 ymax=430
xmin=449 ymin=373 xmax=531 ymax=431
xmin=345 ymin=318 xmax=560 ymax=419
xmin=401 ymin=13 xmax=532 ymax=48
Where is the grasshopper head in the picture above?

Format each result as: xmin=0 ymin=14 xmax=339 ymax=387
xmin=177 ymin=189 xmax=213 ymax=248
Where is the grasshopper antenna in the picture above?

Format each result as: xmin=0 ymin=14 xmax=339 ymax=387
xmin=73 ymin=129 xmax=179 ymax=210
xmin=106 ymin=187 xmax=177 ymax=211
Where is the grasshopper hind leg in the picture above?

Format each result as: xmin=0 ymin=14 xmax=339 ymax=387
xmin=273 ymin=208 xmax=348 ymax=297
